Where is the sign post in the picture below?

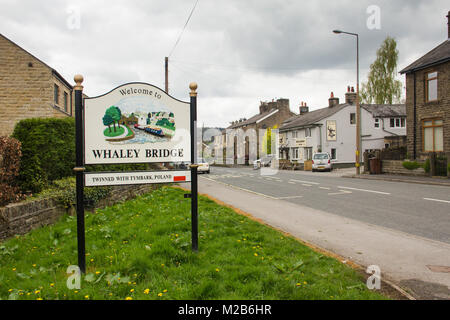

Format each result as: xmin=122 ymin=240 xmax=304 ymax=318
xmin=189 ymin=83 xmax=198 ymax=252
xmin=73 ymin=75 xmax=86 ymax=273
xmin=73 ymin=76 xmax=199 ymax=272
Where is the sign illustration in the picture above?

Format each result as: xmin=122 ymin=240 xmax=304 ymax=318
xmin=326 ymin=120 xmax=337 ymax=141
xmin=84 ymin=83 xmax=190 ymax=164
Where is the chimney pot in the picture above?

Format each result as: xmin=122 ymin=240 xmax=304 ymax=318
xmin=351 ymin=86 xmax=355 ymax=93
xmin=347 ymin=86 xmax=350 ymax=92
xmin=330 ymin=92 xmax=334 ymax=98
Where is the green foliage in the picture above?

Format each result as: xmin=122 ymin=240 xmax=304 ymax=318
xmin=402 ymin=161 xmax=422 ymax=171
xmin=423 ymin=159 xmax=430 ymax=173
xmin=360 ymin=36 xmax=402 ymax=104
xmin=39 ymin=177 xmax=111 ymax=208
xmin=12 ymin=118 xmax=76 ymax=193
xmin=0 ymin=136 xmax=24 ymax=206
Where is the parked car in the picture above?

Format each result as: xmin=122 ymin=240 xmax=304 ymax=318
xmin=253 ymin=155 xmax=274 ymax=169
xmin=311 ymin=153 xmax=332 ymax=172
xmin=197 ymin=158 xmax=210 ymax=174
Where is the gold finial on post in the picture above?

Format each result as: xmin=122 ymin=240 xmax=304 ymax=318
xmin=189 ymin=82 xmax=198 ymax=97
xmin=74 ymin=74 xmax=84 ymax=90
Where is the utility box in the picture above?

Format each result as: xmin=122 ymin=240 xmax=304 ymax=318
xmin=304 ymin=160 xmax=312 ymax=171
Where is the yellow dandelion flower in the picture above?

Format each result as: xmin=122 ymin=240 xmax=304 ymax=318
xmin=8 ymin=289 xmax=13 ymax=292
xmin=34 ymin=290 xmax=40 ymax=294
xmin=130 ymin=289 xmax=134 ymax=293
xmin=84 ymin=295 xmax=89 ymax=299
xmin=12 ymin=268 xmax=16 ymax=271
xmin=36 ymin=298 xmax=43 ymax=300
xmin=90 ymin=258 xmax=94 ymax=262
xmin=125 ymin=297 xmax=132 ymax=300
xmin=32 ymin=264 xmax=37 ymax=267
xmin=144 ymin=289 xmax=150 ymax=294
xmin=158 ymin=293 xmax=163 ymax=297
xmin=215 ymin=268 xmax=220 ymax=272
xmin=296 ymin=283 xmax=301 ymax=286
xmin=95 ymin=271 xmax=100 ymax=275
xmin=50 ymin=283 xmax=54 ymax=287
xmin=254 ymin=253 xmax=258 ymax=256
xmin=163 ymin=289 xmax=167 ymax=293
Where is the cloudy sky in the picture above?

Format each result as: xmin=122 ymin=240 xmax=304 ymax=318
xmin=1 ymin=0 xmax=448 ymax=127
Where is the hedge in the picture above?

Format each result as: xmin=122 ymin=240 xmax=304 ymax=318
xmin=12 ymin=118 xmax=76 ymax=193
xmin=11 ymin=117 xmax=151 ymax=193
xmin=0 ymin=136 xmax=23 ymax=206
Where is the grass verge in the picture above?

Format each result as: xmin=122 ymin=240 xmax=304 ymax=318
xmin=0 ymin=186 xmax=388 ymax=300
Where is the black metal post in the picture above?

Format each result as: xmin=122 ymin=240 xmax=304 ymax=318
xmin=74 ymin=75 xmax=86 ymax=273
xmin=189 ymin=83 xmax=198 ymax=252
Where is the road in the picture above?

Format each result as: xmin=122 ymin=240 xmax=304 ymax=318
xmin=203 ymin=166 xmax=450 ymax=244
xmin=190 ymin=166 xmax=450 ymax=299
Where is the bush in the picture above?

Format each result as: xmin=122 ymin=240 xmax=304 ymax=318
xmin=402 ymin=161 xmax=423 ymax=171
xmin=423 ymin=159 xmax=430 ymax=173
xmin=12 ymin=118 xmax=76 ymax=193
xmin=0 ymin=136 xmax=24 ymax=206
xmin=39 ymin=177 xmax=111 ymax=208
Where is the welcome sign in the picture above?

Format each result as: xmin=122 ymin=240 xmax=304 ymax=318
xmin=84 ymin=82 xmax=191 ymax=164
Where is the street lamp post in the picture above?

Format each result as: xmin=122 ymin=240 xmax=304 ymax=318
xmin=333 ymin=29 xmax=361 ymax=175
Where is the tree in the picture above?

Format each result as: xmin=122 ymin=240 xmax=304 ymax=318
xmin=102 ymin=114 xmax=113 ymax=132
xmin=360 ymin=36 xmax=402 ymax=104
xmin=105 ymin=106 xmax=121 ymax=132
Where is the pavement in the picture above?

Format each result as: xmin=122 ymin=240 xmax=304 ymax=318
xmin=185 ymin=166 xmax=450 ymax=300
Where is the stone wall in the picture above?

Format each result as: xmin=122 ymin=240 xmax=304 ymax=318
xmin=0 ymin=34 xmax=72 ymax=137
xmin=405 ymin=61 xmax=450 ymax=159
xmin=381 ymin=160 xmax=427 ymax=176
xmin=0 ymin=184 xmax=157 ymax=241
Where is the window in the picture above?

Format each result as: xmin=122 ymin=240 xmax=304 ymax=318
xmin=305 ymin=147 xmax=313 ymax=160
xmin=350 ymin=113 xmax=356 ymax=125
xmin=423 ymin=119 xmax=443 ymax=152
xmin=305 ymin=128 xmax=311 ymax=137
xmin=426 ymin=71 xmax=438 ymax=102
xmin=54 ymin=84 xmax=59 ymax=105
xmin=292 ymin=148 xmax=299 ymax=159
xmin=64 ymin=92 xmax=68 ymax=112
xmin=331 ymin=148 xmax=336 ymax=160
xmin=292 ymin=131 xmax=298 ymax=138
xmin=390 ymin=118 xmax=405 ymax=128
xmin=374 ymin=118 xmax=380 ymax=128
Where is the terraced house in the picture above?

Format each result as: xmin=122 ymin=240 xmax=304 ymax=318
xmin=0 ymin=33 xmax=75 ymax=136
xmin=400 ymin=11 xmax=450 ymax=159
xmin=279 ymin=87 xmax=406 ymax=167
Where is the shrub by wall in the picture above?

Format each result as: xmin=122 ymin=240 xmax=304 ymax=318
xmin=12 ymin=118 xmax=76 ymax=193
xmin=0 ymin=136 xmax=23 ymax=206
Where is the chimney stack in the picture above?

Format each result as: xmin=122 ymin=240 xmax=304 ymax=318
xmin=328 ymin=92 xmax=339 ymax=107
xmin=299 ymin=101 xmax=309 ymax=115
xmin=345 ymin=85 xmax=357 ymax=105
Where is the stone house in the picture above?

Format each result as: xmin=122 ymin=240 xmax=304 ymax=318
xmin=279 ymin=87 xmax=406 ymax=166
xmin=0 ymin=33 xmax=75 ymax=137
xmin=399 ymin=12 xmax=450 ymax=159
xmin=215 ymin=98 xmax=296 ymax=164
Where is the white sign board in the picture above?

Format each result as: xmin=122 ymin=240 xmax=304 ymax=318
xmin=84 ymin=83 xmax=190 ymax=164
xmin=85 ymin=170 xmax=191 ymax=187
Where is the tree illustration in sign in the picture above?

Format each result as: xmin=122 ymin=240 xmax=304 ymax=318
xmin=103 ymin=106 xmax=123 ymax=138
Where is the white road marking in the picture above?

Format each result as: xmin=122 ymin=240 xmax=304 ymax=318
xmin=319 ymin=187 xmax=331 ymax=190
xmin=290 ymin=179 xmax=320 ymax=185
xmin=328 ymin=190 xmax=353 ymax=196
xmin=424 ymin=198 xmax=450 ymax=204
xmin=337 ymin=186 xmax=391 ymax=195
xmin=288 ymin=182 xmax=296 ymax=184
xmin=277 ymin=196 xmax=304 ymax=200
